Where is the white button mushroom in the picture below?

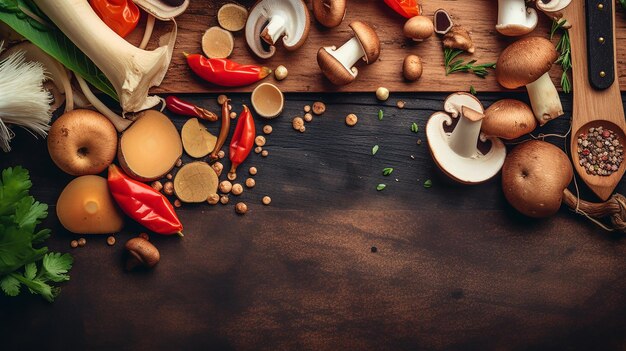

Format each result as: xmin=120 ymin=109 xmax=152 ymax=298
xmin=536 ymin=0 xmax=572 ymax=26
xmin=496 ymin=36 xmax=563 ymax=126
xmin=426 ymin=93 xmax=506 ymax=184
xmin=317 ymin=21 xmax=380 ymax=85
xmin=245 ymin=0 xmax=310 ymax=59
xmin=496 ymin=0 xmax=538 ymax=36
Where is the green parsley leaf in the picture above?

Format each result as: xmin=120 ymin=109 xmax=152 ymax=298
xmin=376 ymin=184 xmax=386 ymax=191
xmin=42 ymin=253 xmax=73 ymax=283
xmin=24 ymin=262 xmax=37 ymax=280
xmin=0 ymin=274 xmax=21 ymax=296
xmin=382 ymin=168 xmax=394 ymax=176
xmin=372 ymin=145 xmax=379 ymax=155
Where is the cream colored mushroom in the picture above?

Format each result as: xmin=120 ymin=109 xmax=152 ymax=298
xmin=496 ymin=0 xmax=538 ymax=36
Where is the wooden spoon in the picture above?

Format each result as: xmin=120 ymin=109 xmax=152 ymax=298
xmin=563 ymin=0 xmax=626 ymax=201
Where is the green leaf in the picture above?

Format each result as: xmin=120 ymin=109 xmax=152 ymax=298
xmin=372 ymin=145 xmax=379 ymax=155
xmin=423 ymin=179 xmax=432 ymax=188
xmin=382 ymin=167 xmax=393 ymax=176
xmin=0 ymin=274 xmax=20 ymax=296
xmin=14 ymin=196 xmax=47 ymax=230
xmin=24 ymin=262 xmax=36 ymax=280
xmin=469 ymin=86 xmax=477 ymax=95
xmin=0 ymin=225 xmax=47 ymax=276
xmin=378 ymin=110 xmax=383 ymax=121
xmin=42 ymin=253 xmax=73 ymax=282
xmin=411 ymin=122 xmax=419 ymax=133
xmin=0 ymin=2 xmax=118 ymax=100
xmin=0 ymin=166 xmax=31 ymax=217
xmin=376 ymin=184 xmax=386 ymax=191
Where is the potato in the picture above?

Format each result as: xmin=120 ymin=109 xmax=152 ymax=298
xmin=56 ymin=175 xmax=124 ymax=234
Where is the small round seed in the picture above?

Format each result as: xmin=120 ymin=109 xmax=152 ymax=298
xmin=245 ymin=178 xmax=256 ymax=188
xmin=151 ymin=181 xmax=163 ymax=192
xmin=175 ymin=158 xmax=183 ymax=167
xmin=292 ymin=117 xmax=304 ymax=130
xmin=304 ymin=105 xmax=311 ymax=113
xmin=78 ymin=238 xmax=86 ymax=247
xmin=219 ymin=180 xmax=232 ymax=193
xmin=207 ymin=193 xmax=220 ymax=205
xmin=174 ymin=199 xmax=182 ymax=208
xmin=262 ymin=196 xmax=272 ymax=205
xmin=70 ymin=240 xmax=78 ymax=248
xmin=312 ymin=101 xmax=326 ymax=115
xmin=163 ymin=182 xmax=174 ymax=195
xmin=261 ymin=150 xmax=269 ymax=157
xmin=255 ymin=146 xmax=263 ymax=154
xmin=232 ymin=183 xmax=244 ymax=195
xmin=255 ymin=135 xmax=266 ymax=147
xmin=107 ymin=236 xmax=116 ymax=246
xmin=299 ymin=126 xmax=306 ymax=133
xmin=396 ymin=100 xmax=406 ymax=109
xmin=304 ymin=113 xmax=313 ymax=122
xmin=212 ymin=162 xmax=224 ymax=176
xmin=345 ymin=113 xmax=358 ymax=126
xmin=220 ymin=195 xmax=229 ymax=205
xmin=166 ymin=173 xmax=173 ymax=180
xmin=263 ymin=125 xmax=273 ymax=134
xmin=235 ymin=202 xmax=248 ymax=214
xmin=249 ymin=167 xmax=258 ymax=175
xmin=217 ymin=95 xmax=228 ymax=105
xmin=230 ymin=112 xmax=237 ymax=119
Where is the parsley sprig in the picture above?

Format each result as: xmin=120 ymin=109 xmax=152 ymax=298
xmin=550 ymin=19 xmax=572 ymax=93
xmin=444 ymin=48 xmax=496 ymax=78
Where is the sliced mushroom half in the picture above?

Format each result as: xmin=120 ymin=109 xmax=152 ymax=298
xmin=245 ymin=0 xmax=310 ymax=59
xmin=426 ymin=93 xmax=506 ymax=184
xmin=496 ymin=0 xmax=538 ymax=36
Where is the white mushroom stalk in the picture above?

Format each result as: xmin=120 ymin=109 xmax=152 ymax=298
xmin=329 ymin=37 xmax=363 ymax=75
xmin=0 ymin=43 xmax=52 ymax=152
xmin=496 ymin=0 xmax=538 ymax=36
xmin=535 ymin=0 xmax=572 ymax=26
xmin=33 ymin=0 xmax=177 ymax=113
xmin=76 ymin=75 xmax=132 ymax=132
xmin=525 ymin=72 xmax=563 ymax=124
xmin=426 ymin=93 xmax=506 ymax=184
xmin=261 ymin=15 xmax=287 ymax=45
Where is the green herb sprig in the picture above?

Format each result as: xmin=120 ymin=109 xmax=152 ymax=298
xmin=444 ymin=48 xmax=496 ymax=78
xmin=382 ymin=168 xmax=394 ymax=176
xmin=550 ymin=19 xmax=572 ymax=94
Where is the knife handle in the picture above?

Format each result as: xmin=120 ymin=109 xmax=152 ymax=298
xmin=586 ymin=0 xmax=615 ymax=90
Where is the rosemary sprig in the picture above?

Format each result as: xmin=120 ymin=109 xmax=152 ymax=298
xmin=550 ymin=19 xmax=571 ymax=93
xmin=443 ymin=48 xmax=496 ymax=78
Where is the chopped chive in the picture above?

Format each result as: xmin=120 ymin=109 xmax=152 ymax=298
xmin=411 ymin=122 xmax=419 ymax=133
xmin=378 ymin=110 xmax=383 ymax=121
xmin=423 ymin=179 xmax=432 ymax=188
xmin=382 ymin=167 xmax=394 ymax=176
xmin=376 ymin=184 xmax=386 ymax=191
xmin=372 ymin=145 xmax=379 ymax=155
xmin=469 ymin=86 xmax=477 ymax=95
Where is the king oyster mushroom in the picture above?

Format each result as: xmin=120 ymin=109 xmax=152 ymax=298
xmin=496 ymin=36 xmax=563 ymax=126
xmin=317 ymin=21 xmax=380 ymax=85
xmin=496 ymin=0 xmax=538 ymax=36
xmin=245 ymin=0 xmax=310 ymax=59
xmin=426 ymin=93 xmax=506 ymax=184
xmin=313 ymin=0 xmax=346 ymax=28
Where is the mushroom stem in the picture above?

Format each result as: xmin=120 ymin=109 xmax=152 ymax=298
xmin=76 ymin=75 xmax=132 ymax=132
xmin=496 ymin=0 xmax=537 ymax=33
xmin=331 ymin=37 xmax=364 ymax=73
xmin=525 ymin=72 xmax=563 ymax=126
xmin=261 ymin=15 xmax=286 ymax=45
xmin=448 ymin=107 xmax=484 ymax=158
xmin=563 ymin=188 xmax=626 ymax=233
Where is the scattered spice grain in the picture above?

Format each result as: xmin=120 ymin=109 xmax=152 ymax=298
xmin=207 ymin=193 xmax=220 ymax=205
xmin=78 ymin=238 xmax=86 ymax=247
xmin=163 ymin=181 xmax=174 ymax=195
xmin=231 ymin=183 xmax=243 ymax=195
xmin=255 ymin=135 xmax=266 ymax=146
xmin=292 ymin=116 xmax=304 ymax=130
xmin=304 ymin=113 xmax=313 ymax=122
xmin=166 ymin=173 xmax=173 ymax=180
xmin=139 ymin=232 xmax=149 ymax=240
xmin=70 ymin=240 xmax=78 ymax=248
xmin=212 ymin=161 xmax=224 ymax=176
xmin=151 ymin=180 xmax=163 ymax=192
xmin=219 ymin=180 xmax=233 ymax=193
xmin=262 ymin=196 xmax=272 ymax=205
xmin=261 ymin=150 xmax=269 ymax=157
xmin=245 ymin=178 xmax=256 ymax=188
xmin=217 ymin=150 xmax=225 ymax=159
xmin=249 ymin=166 xmax=258 ymax=175
xmin=227 ymin=171 xmax=237 ymax=181
xmin=396 ymin=100 xmax=406 ymax=109
xmin=263 ymin=125 xmax=273 ymax=134
xmin=304 ymin=105 xmax=311 ymax=113
xmin=175 ymin=158 xmax=183 ymax=167
xmin=235 ymin=202 xmax=248 ymax=214
xmin=107 ymin=236 xmax=116 ymax=246
xmin=220 ymin=195 xmax=229 ymax=204
xmin=217 ymin=94 xmax=228 ymax=105
xmin=230 ymin=111 xmax=237 ymax=119
xmin=174 ymin=199 xmax=182 ymax=208
xmin=313 ymin=102 xmax=326 ymax=115
xmin=345 ymin=113 xmax=358 ymax=126
xmin=255 ymin=146 xmax=263 ymax=154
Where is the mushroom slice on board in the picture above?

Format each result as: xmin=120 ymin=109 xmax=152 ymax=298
xmin=313 ymin=0 xmax=346 ymax=28
xmin=245 ymin=0 xmax=310 ymax=59
xmin=496 ymin=0 xmax=538 ymax=36
xmin=535 ymin=0 xmax=572 ymax=27
xmin=426 ymin=93 xmax=506 ymax=184
xmin=496 ymin=36 xmax=562 ymax=126
xmin=133 ymin=0 xmax=189 ymax=20
xmin=317 ymin=21 xmax=380 ymax=85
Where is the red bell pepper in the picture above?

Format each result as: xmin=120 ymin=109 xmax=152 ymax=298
xmin=89 ymin=0 xmax=140 ymax=38
xmin=185 ymin=54 xmax=272 ymax=87
xmin=108 ymin=164 xmax=183 ymax=236
xmin=384 ymin=0 xmax=422 ymax=18
xmin=229 ymin=105 xmax=256 ymax=174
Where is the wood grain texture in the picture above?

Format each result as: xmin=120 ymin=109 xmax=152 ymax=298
xmin=135 ymin=0 xmax=626 ymax=93
xmin=1 ymin=92 xmax=625 ymax=350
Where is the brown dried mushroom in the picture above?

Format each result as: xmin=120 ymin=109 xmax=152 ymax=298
xmin=442 ymin=25 xmax=474 ymax=53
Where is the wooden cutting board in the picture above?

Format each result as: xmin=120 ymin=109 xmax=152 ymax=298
xmin=135 ymin=0 xmax=626 ymax=93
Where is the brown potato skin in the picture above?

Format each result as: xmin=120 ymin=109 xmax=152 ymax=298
xmin=502 ymin=140 xmax=573 ymax=218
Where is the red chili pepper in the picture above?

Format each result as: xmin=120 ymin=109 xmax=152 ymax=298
xmin=185 ymin=54 xmax=271 ymax=87
xmin=89 ymin=0 xmax=140 ymax=38
xmin=209 ymin=99 xmax=231 ymax=161
xmin=384 ymin=0 xmax=422 ymax=18
xmin=107 ymin=164 xmax=183 ymax=236
xmin=229 ymin=105 xmax=256 ymax=174
xmin=165 ymin=96 xmax=218 ymax=122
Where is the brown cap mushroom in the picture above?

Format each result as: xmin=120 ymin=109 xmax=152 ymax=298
xmin=317 ymin=21 xmax=380 ymax=85
xmin=496 ymin=0 xmax=538 ymax=36
xmin=403 ymin=16 xmax=434 ymax=41
xmin=496 ymin=36 xmax=563 ymax=126
xmin=403 ymin=54 xmax=423 ymax=81
xmin=313 ymin=0 xmax=346 ymax=28
xmin=245 ymin=0 xmax=310 ymax=59
xmin=125 ymin=237 xmax=160 ymax=270
xmin=482 ymin=99 xmax=537 ymax=140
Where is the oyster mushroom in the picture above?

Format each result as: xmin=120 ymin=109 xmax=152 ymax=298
xmin=426 ymin=93 xmax=506 ymax=184
xmin=496 ymin=36 xmax=563 ymax=126
xmin=496 ymin=0 xmax=538 ymax=36
xmin=317 ymin=21 xmax=380 ymax=85
xmin=245 ymin=0 xmax=311 ymax=59
xmin=313 ymin=0 xmax=346 ymax=28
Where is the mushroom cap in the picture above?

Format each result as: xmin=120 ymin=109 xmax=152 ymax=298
xmin=502 ymin=140 xmax=573 ymax=218
xmin=496 ymin=36 xmax=558 ymax=89
xmin=317 ymin=47 xmax=357 ymax=85
xmin=125 ymin=237 xmax=161 ymax=268
xmin=403 ymin=54 xmax=423 ymax=81
xmin=349 ymin=21 xmax=380 ymax=64
xmin=245 ymin=0 xmax=310 ymax=59
xmin=313 ymin=0 xmax=346 ymax=28
xmin=133 ymin=0 xmax=189 ymax=20
xmin=403 ymin=16 xmax=434 ymax=40
xmin=536 ymin=0 xmax=572 ymax=13
xmin=482 ymin=99 xmax=537 ymax=139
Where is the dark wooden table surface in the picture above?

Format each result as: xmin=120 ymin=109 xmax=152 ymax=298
xmin=1 ymin=92 xmax=626 ymax=350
